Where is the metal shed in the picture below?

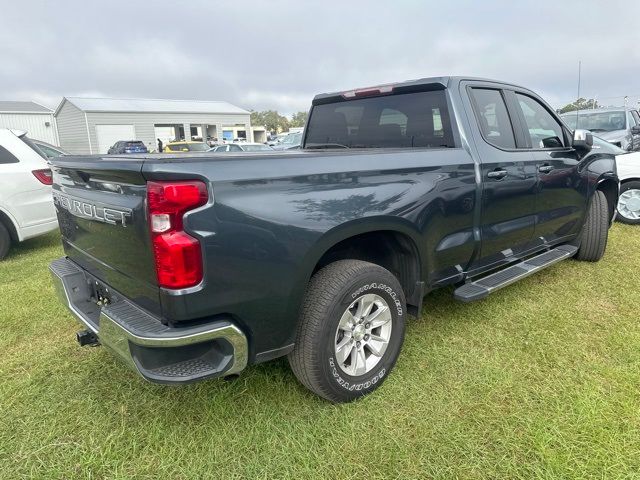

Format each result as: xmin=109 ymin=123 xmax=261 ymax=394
xmin=54 ymin=97 xmax=263 ymax=154
xmin=0 ymin=101 xmax=58 ymax=145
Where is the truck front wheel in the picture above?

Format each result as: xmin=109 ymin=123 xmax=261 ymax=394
xmin=575 ymin=190 xmax=609 ymax=262
xmin=288 ymin=260 xmax=406 ymax=403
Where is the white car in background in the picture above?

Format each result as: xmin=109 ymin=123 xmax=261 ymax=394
xmin=209 ymin=143 xmax=274 ymax=152
xmin=0 ymin=129 xmax=58 ymax=259
xmin=616 ymin=150 xmax=640 ymax=224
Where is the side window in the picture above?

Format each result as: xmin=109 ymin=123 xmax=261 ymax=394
xmin=627 ymin=111 xmax=637 ymax=127
xmin=631 ymin=110 xmax=640 ymax=126
xmin=515 ymin=93 xmax=565 ymax=148
xmin=0 ymin=145 xmax=19 ymax=164
xmin=470 ymin=88 xmax=516 ymax=149
xmin=229 ymin=144 xmax=242 ymax=151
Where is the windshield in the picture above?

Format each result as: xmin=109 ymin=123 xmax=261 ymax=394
xmin=281 ymin=133 xmax=301 ymax=145
xmin=305 ymin=90 xmax=455 ymax=149
xmin=562 ymin=111 xmax=626 ymax=132
xmin=187 ymin=143 xmax=211 ymax=151
xmin=242 ymin=144 xmax=273 ymax=151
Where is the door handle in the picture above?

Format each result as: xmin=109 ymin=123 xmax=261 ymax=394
xmin=487 ymin=169 xmax=508 ymax=180
xmin=538 ymin=164 xmax=554 ymax=174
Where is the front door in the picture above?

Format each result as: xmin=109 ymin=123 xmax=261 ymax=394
xmin=511 ymin=92 xmax=586 ymax=245
xmin=464 ymin=85 xmax=539 ymax=273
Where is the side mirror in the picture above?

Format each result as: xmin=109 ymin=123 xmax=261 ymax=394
xmin=572 ymin=129 xmax=593 ymax=153
xmin=632 ymin=125 xmax=640 ymax=134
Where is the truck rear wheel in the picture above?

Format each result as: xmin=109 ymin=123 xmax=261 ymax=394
xmin=0 ymin=222 xmax=11 ymax=260
xmin=616 ymin=181 xmax=640 ymax=225
xmin=575 ymin=190 xmax=609 ymax=262
xmin=288 ymin=260 xmax=406 ymax=403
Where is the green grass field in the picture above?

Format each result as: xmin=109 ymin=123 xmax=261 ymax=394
xmin=1 ymin=227 xmax=639 ymax=479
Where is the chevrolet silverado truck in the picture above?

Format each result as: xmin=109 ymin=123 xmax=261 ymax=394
xmin=49 ymin=77 xmax=619 ymax=403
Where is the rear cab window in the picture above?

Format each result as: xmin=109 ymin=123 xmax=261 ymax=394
xmin=304 ymin=90 xmax=456 ymax=149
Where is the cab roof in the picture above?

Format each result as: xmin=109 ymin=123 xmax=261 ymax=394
xmin=312 ymin=76 xmax=530 ymax=105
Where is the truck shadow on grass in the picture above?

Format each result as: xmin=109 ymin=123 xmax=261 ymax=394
xmin=72 ymin=285 xmax=483 ymax=426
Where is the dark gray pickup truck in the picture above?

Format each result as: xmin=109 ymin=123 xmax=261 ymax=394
xmin=50 ymin=77 xmax=618 ymax=402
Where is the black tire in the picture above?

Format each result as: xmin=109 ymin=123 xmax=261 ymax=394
xmin=0 ymin=222 xmax=10 ymax=260
xmin=616 ymin=181 xmax=640 ymax=225
xmin=288 ymin=260 xmax=406 ymax=403
xmin=575 ymin=190 xmax=609 ymax=262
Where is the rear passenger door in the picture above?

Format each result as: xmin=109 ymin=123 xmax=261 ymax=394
xmin=464 ymin=84 xmax=539 ymax=272
xmin=511 ymin=91 xmax=585 ymax=245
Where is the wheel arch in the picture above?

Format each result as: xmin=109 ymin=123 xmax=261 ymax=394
xmin=301 ymin=218 xmax=425 ymax=309
xmin=596 ymin=178 xmax=619 ymax=224
xmin=0 ymin=208 xmax=19 ymax=242
xmin=620 ymin=177 xmax=640 ymax=184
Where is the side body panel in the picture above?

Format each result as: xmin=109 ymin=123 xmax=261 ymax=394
xmin=143 ymin=147 xmax=478 ymax=359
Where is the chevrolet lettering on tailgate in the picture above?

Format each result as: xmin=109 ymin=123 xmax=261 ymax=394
xmin=52 ymin=191 xmax=132 ymax=227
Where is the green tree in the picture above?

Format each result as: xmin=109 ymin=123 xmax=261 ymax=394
xmin=289 ymin=111 xmax=308 ymax=128
xmin=558 ymin=98 xmax=599 ymax=114
xmin=250 ymin=110 xmax=290 ymax=133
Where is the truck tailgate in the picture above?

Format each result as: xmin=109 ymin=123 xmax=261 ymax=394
xmin=50 ymin=157 xmax=160 ymax=315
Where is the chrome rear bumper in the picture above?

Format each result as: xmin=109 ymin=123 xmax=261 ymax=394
xmin=50 ymin=257 xmax=248 ymax=384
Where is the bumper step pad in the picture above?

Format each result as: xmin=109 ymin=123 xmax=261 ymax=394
xmin=454 ymin=245 xmax=578 ymax=302
xmin=50 ymin=256 xmax=248 ymax=384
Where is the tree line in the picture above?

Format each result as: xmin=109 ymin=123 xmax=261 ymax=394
xmin=250 ymin=110 xmax=308 ymax=133
xmin=557 ymin=98 xmax=599 ymax=114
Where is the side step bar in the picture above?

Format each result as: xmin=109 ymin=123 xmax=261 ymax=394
xmin=454 ymin=245 xmax=578 ymax=303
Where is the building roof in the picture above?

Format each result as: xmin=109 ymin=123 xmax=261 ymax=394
xmin=59 ymin=97 xmax=250 ymax=115
xmin=0 ymin=101 xmax=52 ymax=113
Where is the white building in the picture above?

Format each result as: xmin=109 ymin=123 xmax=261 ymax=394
xmin=0 ymin=101 xmax=58 ymax=145
xmin=54 ymin=97 xmax=267 ymax=154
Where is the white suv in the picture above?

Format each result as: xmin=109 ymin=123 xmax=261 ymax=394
xmin=0 ymin=129 xmax=58 ymax=259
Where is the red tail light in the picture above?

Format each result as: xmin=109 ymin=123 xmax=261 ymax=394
xmin=33 ymin=169 xmax=53 ymax=185
xmin=147 ymin=180 xmax=208 ymax=289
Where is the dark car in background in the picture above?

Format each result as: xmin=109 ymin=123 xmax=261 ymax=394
xmin=561 ymin=108 xmax=640 ymax=151
xmin=107 ymin=140 xmax=149 ymax=154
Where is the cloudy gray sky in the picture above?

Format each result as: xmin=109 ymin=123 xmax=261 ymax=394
xmin=2 ymin=0 xmax=639 ymax=115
